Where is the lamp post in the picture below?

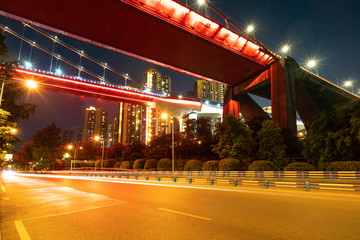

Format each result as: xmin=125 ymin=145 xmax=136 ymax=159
xmin=171 ymin=119 xmax=174 ymax=173
xmin=67 ymin=144 xmax=81 ymax=171
xmin=94 ymin=135 xmax=104 ymax=172
xmin=161 ymin=113 xmax=175 ymax=173
xmin=344 ymin=81 xmax=353 ymax=93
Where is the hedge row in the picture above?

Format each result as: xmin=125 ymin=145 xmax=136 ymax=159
xmin=107 ymin=159 xmax=360 ymax=171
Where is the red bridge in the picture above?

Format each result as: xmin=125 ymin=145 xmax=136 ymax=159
xmin=1 ymin=0 xmax=358 ymax=135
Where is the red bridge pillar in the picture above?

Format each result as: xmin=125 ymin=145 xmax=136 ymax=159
xmin=270 ymin=60 xmax=296 ymax=135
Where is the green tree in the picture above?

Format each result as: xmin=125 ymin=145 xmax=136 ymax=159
xmin=303 ymin=101 xmax=360 ymax=169
xmin=0 ymin=109 xmax=17 ymax=151
xmin=257 ymin=120 xmax=287 ymax=169
xmin=106 ymin=143 xmax=125 ymax=160
xmin=32 ymin=123 xmax=62 ymax=169
xmin=123 ymin=140 xmax=146 ymax=162
xmin=14 ymin=142 xmax=35 ymax=170
xmin=212 ymin=114 xmax=256 ymax=162
xmin=77 ymin=141 xmax=97 ymax=160
xmin=0 ymin=32 xmax=36 ymax=123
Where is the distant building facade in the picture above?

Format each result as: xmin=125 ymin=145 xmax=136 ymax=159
xmin=143 ymin=68 xmax=171 ymax=95
xmin=82 ymin=106 xmax=108 ymax=144
xmin=193 ymin=79 xmax=226 ymax=103
xmin=63 ymin=129 xmax=74 ymax=144
xmin=76 ymin=128 xmax=83 ymax=145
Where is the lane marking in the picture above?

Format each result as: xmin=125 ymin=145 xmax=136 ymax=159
xmin=16 ymin=202 xmax=124 ymax=223
xmin=158 ymin=207 xmax=211 ymax=221
xmin=0 ymin=180 xmax=6 ymax=192
xmin=14 ymin=220 xmax=31 ymax=240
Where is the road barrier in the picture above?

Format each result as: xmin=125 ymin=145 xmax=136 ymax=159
xmin=80 ymin=173 xmax=360 ymax=192
xmin=63 ymin=170 xmax=360 ymax=180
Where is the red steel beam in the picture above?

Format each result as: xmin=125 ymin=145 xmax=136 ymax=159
xmin=13 ymin=68 xmax=202 ymax=110
xmin=0 ymin=0 xmax=274 ymax=86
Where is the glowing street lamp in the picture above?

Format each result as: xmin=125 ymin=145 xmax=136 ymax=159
xmin=343 ymin=81 xmax=353 ymax=92
xmin=26 ymin=80 xmax=37 ymax=89
xmin=246 ymin=25 xmax=256 ymax=39
xmin=246 ymin=25 xmax=254 ymax=33
xmin=306 ymin=59 xmax=318 ymax=75
xmin=198 ymin=0 xmax=206 ymax=5
xmin=55 ymin=68 xmax=62 ymax=75
xmin=94 ymin=135 xmax=104 ymax=172
xmin=24 ymin=61 xmax=32 ymax=69
xmin=11 ymin=128 xmax=17 ymax=134
xmin=281 ymin=45 xmax=290 ymax=56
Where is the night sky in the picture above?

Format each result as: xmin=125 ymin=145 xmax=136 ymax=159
xmin=0 ymin=0 xmax=359 ymax=147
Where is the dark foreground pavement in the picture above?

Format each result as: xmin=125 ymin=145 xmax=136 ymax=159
xmin=1 ymin=173 xmax=360 ymax=240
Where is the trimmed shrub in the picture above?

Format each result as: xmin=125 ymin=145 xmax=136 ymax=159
xmin=219 ymin=158 xmax=241 ymax=171
xmin=284 ymin=162 xmax=316 ymax=171
xmin=326 ymin=161 xmax=360 ymax=171
xmin=184 ymin=160 xmax=203 ymax=171
xmin=175 ymin=159 xmax=187 ymax=171
xmin=120 ymin=161 xmax=132 ymax=169
xmin=157 ymin=158 xmax=172 ymax=171
xmin=248 ymin=160 xmax=279 ymax=171
xmin=144 ymin=159 xmax=158 ymax=170
xmin=95 ymin=160 xmax=102 ymax=168
xmin=133 ymin=159 xmax=146 ymax=170
xmin=202 ymin=160 xmax=219 ymax=171
xmin=114 ymin=162 xmax=121 ymax=168
xmin=103 ymin=159 xmax=117 ymax=168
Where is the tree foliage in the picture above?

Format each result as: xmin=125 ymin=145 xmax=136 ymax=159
xmin=31 ymin=123 xmax=62 ymax=169
xmin=77 ymin=141 xmax=97 ymax=160
xmin=212 ymin=114 xmax=256 ymax=160
xmin=14 ymin=142 xmax=35 ymax=169
xmin=106 ymin=143 xmax=125 ymax=160
xmin=302 ymin=101 xmax=360 ymax=169
xmin=0 ymin=32 xmax=36 ymax=123
xmin=123 ymin=140 xmax=145 ymax=161
xmin=257 ymin=120 xmax=287 ymax=168
xmin=0 ymin=109 xmax=17 ymax=151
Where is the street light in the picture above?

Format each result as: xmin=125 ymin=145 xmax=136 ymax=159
xmin=246 ymin=25 xmax=254 ymax=33
xmin=67 ymin=144 xmax=79 ymax=171
xmin=344 ymin=81 xmax=353 ymax=93
xmin=281 ymin=45 xmax=290 ymax=56
xmin=306 ymin=59 xmax=318 ymax=75
xmin=94 ymin=135 xmax=104 ymax=172
xmin=161 ymin=113 xmax=175 ymax=173
xmin=26 ymin=80 xmax=37 ymax=89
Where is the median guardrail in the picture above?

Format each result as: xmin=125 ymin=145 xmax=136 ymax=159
xmin=77 ymin=172 xmax=360 ymax=192
xmin=63 ymin=170 xmax=360 ymax=180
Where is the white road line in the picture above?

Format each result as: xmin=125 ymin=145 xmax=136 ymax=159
xmin=158 ymin=207 xmax=211 ymax=221
xmin=0 ymin=180 xmax=6 ymax=192
xmin=19 ymin=202 xmax=124 ymax=222
xmin=14 ymin=221 xmax=31 ymax=240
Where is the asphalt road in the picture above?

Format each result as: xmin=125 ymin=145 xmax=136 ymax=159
xmin=1 ymin=172 xmax=360 ymax=240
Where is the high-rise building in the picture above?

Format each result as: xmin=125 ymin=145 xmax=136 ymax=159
xmin=193 ymin=79 xmax=226 ymax=103
xmin=143 ymin=68 xmax=171 ymax=95
xmin=112 ymin=102 xmax=178 ymax=145
xmin=63 ymin=129 xmax=74 ymax=144
xmin=117 ymin=102 xmax=147 ymax=144
xmin=76 ymin=128 xmax=83 ymax=145
xmin=112 ymin=115 xmax=119 ymax=145
xmin=82 ymin=106 xmax=108 ymax=143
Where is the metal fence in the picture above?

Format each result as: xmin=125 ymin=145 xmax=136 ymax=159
xmin=79 ymin=173 xmax=360 ymax=192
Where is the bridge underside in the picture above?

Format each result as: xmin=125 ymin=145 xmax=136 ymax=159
xmin=0 ymin=0 xmax=272 ymax=85
xmin=224 ymin=57 xmax=360 ymax=134
xmin=13 ymin=69 xmax=202 ymax=116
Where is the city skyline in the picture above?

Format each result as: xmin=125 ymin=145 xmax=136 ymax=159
xmin=2 ymin=0 xmax=359 ymax=147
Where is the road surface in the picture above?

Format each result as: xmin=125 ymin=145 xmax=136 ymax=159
xmin=1 ymin=172 xmax=360 ymax=239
